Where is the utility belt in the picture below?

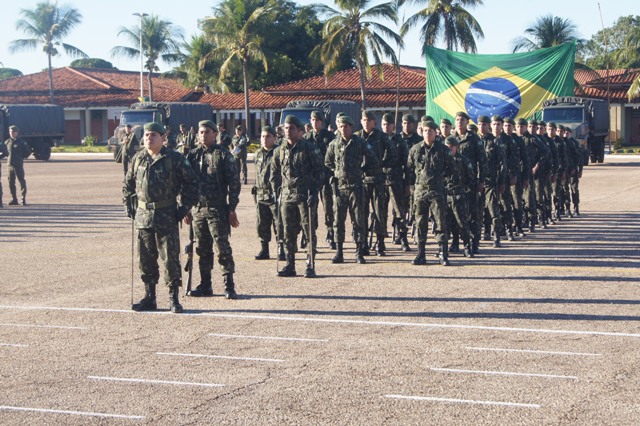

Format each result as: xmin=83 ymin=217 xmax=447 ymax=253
xmin=196 ymin=197 xmax=226 ymax=208
xmin=139 ymin=199 xmax=176 ymax=210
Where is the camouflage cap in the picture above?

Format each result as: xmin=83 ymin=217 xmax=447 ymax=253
xmin=491 ymin=114 xmax=504 ymax=123
xmin=144 ymin=122 xmax=165 ymax=135
xmin=337 ymin=115 xmax=355 ymax=126
xmin=261 ymin=125 xmax=277 ymax=136
xmin=402 ymin=114 xmax=417 ymax=123
xmin=445 ymin=135 xmax=459 ymax=146
xmin=421 ymin=115 xmax=434 ymax=122
xmin=516 ymin=118 xmax=528 ymax=125
xmin=284 ymin=115 xmax=304 ymax=128
xmin=467 ymin=123 xmax=478 ymax=132
xmin=381 ymin=113 xmax=395 ymax=123
xmin=198 ymin=120 xmax=217 ymax=131
xmin=362 ymin=110 xmax=376 ymax=120
xmin=422 ymin=120 xmax=438 ymax=130
xmin=311 ymin=110 xmax=324 ymax=121
xmin=477 ymin=115 xmax=490 ymax=124
xmin=336 ymin=112 xmax=346 ymax=119
xmin=441 ymin=118 xmax=452 ymax=126
xmin=455 ymin=111 xmax=470 ymax=120
xmin=504 ymin=117 xmax=515 ymax=125
xmin=538 ymin=120 xmax=546 ymax=127
xmin=547 ymin=122 xmax=557 ymax=129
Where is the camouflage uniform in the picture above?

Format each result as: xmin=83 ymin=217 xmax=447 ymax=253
xmin=217 ymin=131 xmax=232 ymax=149
xmin=0 ymin=142 xmax=7 ymax=206
xmin=496 ymin=132 xmax=520 ymax=239
xmin=384 ymin=132 xmax=411 ymax=248
xmin=176 ymin=130 xmax=195 ymax=155
xmin=539 ymin=129 xmax=558 ymax=223
xmin=253 ymin=143 xmax=282 ymax=249
xmin=231 ymin=132 xmax=249 ymax=184
xmin=5 ymin=135 xmax=30 ymax=205
xmin=304 ymin=128 xmax=336 ymax=244
xmin=508 ymin=131 xmax=530 ymax=234
xmin=121 ymin=130 xmax=138 ymax=174
xmin=551 ymin=131 xmax=568 ymax=218
xmin=445 ymin=145 xmax=474 ymax=255
xmin=522 ymin=129 xmax=548 ymax=228
xmin=401 ymin=130 xmax=422 ymax=227
xmin=564 ymin=135 xmax=583 ymax=215
xmin=479 ymin=131 xmax=505 ymax=246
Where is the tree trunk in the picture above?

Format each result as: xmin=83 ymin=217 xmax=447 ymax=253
xmin=357 ymin=58 xmax=367 ymax=110
xmin=48 ymin=54 xmax=55 ymax=103
xmin=242 ymin=60 xmax=251 ymax=139
xmin=147 ymin=71 xmax=154 ymax=102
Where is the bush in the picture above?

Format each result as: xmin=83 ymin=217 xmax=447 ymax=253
xmin=82 ymin=135 xmax=96 ymax=147
xmin=613 ymin=138 xmax=623 ymax=150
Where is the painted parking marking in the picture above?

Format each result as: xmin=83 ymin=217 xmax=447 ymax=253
xmin=208 ymin=333 xmax=328 ymax=342
xmin=0 ymin=405 xmax=144 ymax=420
xmin=88 ymin=376 xmax=224 ymax=387
xmin=156 ymin=352 xmax=285 ymax=363
xmin=466 ymin=347 xmax=602 ymax=357
xmin=430 ymin=367 xmax=578 ymax=380
xmin=0 ymin=322 xmax=88 ymax=330
xmin=0 ymin=343 xmax=28 ymax=348
xmin=385 ymin=395 xmax=541 ymax=408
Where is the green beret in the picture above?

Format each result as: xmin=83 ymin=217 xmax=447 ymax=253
xmin=144 ymin=122 xmax=165 ymax=134
xmin=478 ymin=115 xmax=490 ymax=124
xmin=402 ymin=114 xmax=417 ymax=123
xmin=422 ymin=120 xmax=438 ymax=130
xmin=311 ymin=110 xmax=324 ymax=121
xmin=362 ymin=110 xmax=376 ymax=120
xmin=538 ymin=120 xmax=546 ymax=127
xmin=491 ymin=114 xmax=504 ymax=123
xmin=516 ymin=118 xmax=528 ymax=125
xmin=547 ymin=122 xmax=557 ymax=129
xmin=421 ymin=115 xmax=434 ymax=122
xmin=467 ymin=123 xmax=478 ymax=132
xmin=261 ymin=125 xmax=276 ymax=136
xmin=198 ymin=120 xmax=217 ymax=131
xmin=337 ymin=115 xmax=354 ymax=126
xmin=441 ymin=118 xmax=452 ymax=126
xmin=529 ymin=119 xmax=538 ymax=125
xmin=9 ymin=125 xmax=19 ymax=131
xmin=504 ymin=117 xmax=515 ymax=125
xmin=455 ymin=111 xmax=470 ymax=120
xmin=284 ymin=115 xmax=303 ymax=128
xmin=445 ymin=135 xmax=459 ymax=146
xmin=382 ymin=113 xmax=395 ymax=123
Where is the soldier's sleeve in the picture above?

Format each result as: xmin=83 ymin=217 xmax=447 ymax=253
xmin=308 ymin=142 xmax=324 ymax=192
xmin=519 ymin=139 xmax=530 ymax=179
xmin=381 ymin=135 xmax=398 ymax=169
xmin=0 ymin=142 xmax=7 ymax=160
xmin=476 ymin=137 xmax=488 ymax=183
xmin=270 ymin=147 xmax=281 ymax=193
xmin=361 ymin=141 xmax=380 ymax=175
xmin=21 ymin=140 xmax=31 ymax=159
xmin=406 ymin=146 xmax=417 ymax=185
xmin=123 ymin=152 xmax=138 ymax=204
xmin=324 ymin=141 xmax=335 ymax=172
xmin=223 ymin=153 xmax=241 ymax=211
xmin=175 ymin=153 xmax=199 ymax=211
xmin=129 ymin=134 xmax=138 ymax=156
xmin=509 ymin=139 xmax=520 ymax=178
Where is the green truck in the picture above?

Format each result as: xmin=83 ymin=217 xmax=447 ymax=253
xmin=0 ymin=104 xmax=65 ymax=160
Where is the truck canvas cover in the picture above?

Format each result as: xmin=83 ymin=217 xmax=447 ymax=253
xmin=0 ymin=104 xmax=65 ymax=137
xmin=129 ymin=102 xmax=213 ymax=130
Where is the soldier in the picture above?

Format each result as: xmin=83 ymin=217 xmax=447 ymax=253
xmin=5 ymin=125 xmax=31 ymax=206
xmin=505 ymin=117 xmax=530 ymax=236
xmin=176 ymin=123 xmax=195 ymax=155
xmin=382 ymin=113 xmax=411 ymax=251
xmin=216 ymin=123 xmax=232 ymax=149
xmin=356 ymin=110 xmax=397 ymax=256
xmin=163 ymin=124 xmax=177 ymax=150
xmin=271 ymin=115 xmax=324 ymax=278
xmin=400 ymin=114 xmax=422 ymax=239
xmin=452 ymin=111 xmax=487 ymax=254
xmin=121 ymin=124 xmax=138 ymax=175
xmin=547 ymin=122 xmax=568 ymax=221
xmin=493 ymin=115 xmax=519 ymax=241
xmin=325 ymin=115 xmax=379 ymax=264
xmin=444 ymin=135 xmax=474 ymax=257
xmin=304 ymin=110 xmax=336 ymax=249
xmin=478 ymin=115 xmax=505 ymax=248
xmin=563 ymin=127 xmax=583 ymax=217
xmin=185 ymin=120 xmax=241 ymax=299
xmin=519 ymin=119 xmax=545 ymax=232
xmin=537 ymin=121 xmax=558 ymax=225
xmin=0 ymin=139 xmax=7 ymax=207
xmin=123 ymin=122 xmax=199 ymax=313
xmin=407 ymin=120 xmax=454 ymax=265
xmin=440 ymin=118 xmax=452 ymax=138
xmin=231 ymin=125 xmax=249 ymax=185
xmin=253 ymin=126 xmax=283 ymax=260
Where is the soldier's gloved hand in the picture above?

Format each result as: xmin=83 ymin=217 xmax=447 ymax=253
xmin=307 ymin=191 xmax=318 ymax=208
xmin=176 ymin=206 xmax=189 ymax=222
xmin=125 ymin=204 xmax=135 ymax=220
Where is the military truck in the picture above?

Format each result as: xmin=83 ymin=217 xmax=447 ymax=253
xmin=279 ymin=100 xmax=362 ymax=131
xmin=109 ymin=102 xmax=214 ymax=158
xmin=541 ymin=97 xmax=609 ymax=164
xmin=0 ymin=104 xmax=65 ymax=160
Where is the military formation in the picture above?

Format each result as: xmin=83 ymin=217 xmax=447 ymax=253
xmin=122 ymin=109 xmax=586 ymax=313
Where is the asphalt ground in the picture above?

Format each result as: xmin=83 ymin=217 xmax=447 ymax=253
xmin=0 ymin=153 xmax=639 ymax=425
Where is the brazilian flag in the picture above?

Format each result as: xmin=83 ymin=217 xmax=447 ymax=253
xmin=426 ymin=42 xmax=575 ymax=123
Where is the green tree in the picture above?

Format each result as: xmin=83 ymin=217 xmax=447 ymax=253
xmin=580 ymin=16 xmax=640 ymax=69
xmin=312 ymin=0 xmax=401 ymax=109
xmin=111 ymin=15 xmax=183 ymax=101
xmin=200 ymin=0 xmax=278 ymax=137
xmin=70 ymin=58 xmax=116 ymax=69
xmin=0 ymin=68 xmax=23 ymax=80
xmin=173 ymin=34 xmax=227 ymax=93
xmin=512 ymin=15 xmax=583 ymax=53
xmin=402 ymin=0 xmax=484 ymax=55
xmin=9 ymin=1 xmax=87 ymax=103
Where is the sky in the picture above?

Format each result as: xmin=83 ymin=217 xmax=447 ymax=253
xmin=0 ymin=0 xmax=634 ymax=77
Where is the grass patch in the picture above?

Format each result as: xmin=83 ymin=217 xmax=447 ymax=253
xmin=52 ymin=145 xmax=110 ymax=153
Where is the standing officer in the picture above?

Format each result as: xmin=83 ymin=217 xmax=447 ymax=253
xmin=444 ymin=135 xmax=474 ymax=257
xmin=492 ymin=115 xmax=519 ymax=241
xmin=0 ymin=139 xmax=7 ymax=207
xmin=271 ymin=115 xmax=324 ymax=278
xmin=407 ymin=120 xmax=454 ymax=265
xmin=217 ymin=123 xmax=232 ymax=149
xmin=231 ymin=125 xmax=249 ymax=185
xmin=563 ymin=127 xmax=583 ymax=216
xmin=163 ymin=125 xmax=177 ymax=150
xmin=504 ymin=117 xmax=530 ymax=236
xmin=518 ymin=119 xmax=544 ymax=232
xmin=547 ymin=122 xmax=568 ymax=220
xmin=176 ymin=123 xmax=195 ymax=155
xmin=121 ymin=124 xmax=138 ymax=175
xmin=325 ymin=115 xmax=379 ymax=264
xmin=356 ymin=110 xmax=397 ymax=256
xmin=185 ymin=120 xmax=241 ymax=299
xmin=5 ymin=125 xmax=31 ymax=206
xmin=478 ymin=115 xmax=505 ymax=248
xmin=123 ymin=122 xmax=199 ymax=313
xmin=253 ymin=126 xmax=283 ymax=260
xmin=537 ymin=121 xmax=558 ymax=225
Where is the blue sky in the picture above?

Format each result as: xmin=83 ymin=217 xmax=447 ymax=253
xmin=0 ymin=0 xmax=633 ymax=76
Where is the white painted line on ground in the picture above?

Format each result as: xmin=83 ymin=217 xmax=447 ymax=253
xmin=0 ymin=304 xmax=639 ymax=338
xmin=0 ymin=405 xmax=144 ymax=420
xmin=0 ymin=322 xmax=88 ymax=330
xmin=466 ymin=347 xmax=602 ymax=357
xmin=385 ymin=395 xmax=541 ymax=409
xmin=430 ymin=367 xmax=578 ymax=380
xmin=0 ymin=343 xmax=28 ymax=348
xmin=156 ymin=352 xmax=285 ymax=363
xmin=88 ymin=375 xmax=224 ymax=387
xmin=208 ymin=333 xmax=328 ymax=342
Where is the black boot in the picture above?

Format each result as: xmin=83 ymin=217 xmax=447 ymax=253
xmin=254 ymin=241 xmax=270 ymax=260
xmin=187 ymin=281 xmax=213 ymax=297
xmin=223 ymin=274 xmax=238 ymax=299
xmin=472 ymin=238 xmax=480 ymax=255
xmin=411 ymin=243 xmax=426 ymax=265
xmin=493 ymin=234 xmax=501 ymax=248
xmin=507 ymin=226 xmax=515 ymax=241
xmin=304 ymin=259 xmax=316 ymax=278
xmin=356 ymin=244 xmax=366 ymax=264
xmin=400 ymin=233 xmax=411 ymax=252
xmin=8 ymin=197 xmax=18 ymax=206
xmin=448 ymin=234 xmax=460 ymax=253
xmin=278 ymin=254 xmax=296 ymax=277
xmin=332 ymin=243 xmax=344 ymax=264
xmin=132 ymin=282 xmax=157 ymax=311
xmin=169 ymin=286 xmax=183 ymax=313
xmin=376 ymin=237 xmax=386 ymax=256
xmin=439 ymin=243 xmax=450 ymax=266
xmin=574 ymin=206 xmax=580 ymax=216
xmin=463 ymin=241 xmax=473 ymax=258
xmin=277 ymin=243 xmax=286 ymax=261
xmin=326 ymin=229 xmax=336 ymax=250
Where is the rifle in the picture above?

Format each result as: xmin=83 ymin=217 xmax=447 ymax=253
xmin=307 ymin=201 xmax=315 ymax=273
xmin=368 ymin=212 xmax=377 ymax=249
xmin=183 ymin=223 xmax=194 ymax=296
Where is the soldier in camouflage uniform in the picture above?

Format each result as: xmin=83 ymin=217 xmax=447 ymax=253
xmin=444 ymin=135 xmax=474 ymax=257
xmin=121 ymin=124 xmax=138 ymax=175
xmin=184 ymin=120 xmax=241 ymax=299
xmin=504 ymin=118 xmax=530 ymax=236
xmin=176 ymin=123 xmax=195 ymax=155
xmin=325 ymin=115 xmax=379 ymax=264
xmin=537 ymin=121 xmax=558 ymax=225
xmin=123 ymin=122 xmax=199 ymax=313
xmin=5 ymin=126 xmax=31 ymax=206
xmin=547 ymin=122 xmax=568 ymax=221
xmin=478 ymin=115 xmax=506 ymax=248
xmin=493 ymin=115 xmax=520 ymax=241
xmin=231 ymin=125 xmax=249 ymax=185
xmin=216 ymin=124 xmax=232 ymax=149
xmin=356 ymin=110 xmax=397 ymax=256
xmin=407 ymin=119 xmax=454 ymax=265
xmin=563 ymin=127 xmax=583 ymax=216
xmin=271 ymin=115 xmax=324 ymax=278
xmin=400 ymin=114 xmax=422 ymax=238
xmin=253 ymin=126 xmax=283 ymax=260
xmin=163 ymin=125 xmax=177 ymax=150
xmin=304 ymin=110 xmax=336 ymax=249
xmin=519 ymin=119 xmax=545 ymax=232
xmin=0 ymin=138 xmax=7 ymax=207
xmin=440 ymin=118 xmax=453 ymax=138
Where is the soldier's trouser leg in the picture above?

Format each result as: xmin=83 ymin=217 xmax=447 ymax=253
xmin=208 ymin=205 xmax=235 ymax=276
xmin=570 ymin=175 xmax=580 ymax=208
xmin=192 ymin=207 xmax=214 ymax=286
xmin=553 ymin=176 xmax=564 ymax=213
xmin=414 ymin=191 xmax=431 ymax=244
xmin=256 ymin=202 xmax=275 ymax=243
xmin=428 ymin=192 xmax=447 ymax=245
xmin=15 ymin=165 xmax=27 ymax=198
xmin=449 ymin=194 xmax=472 ymax=245
xmin=0 ymin=167 xmax=3 ymax=203
xmin=282 ymin=201 xmax=302 ymax=255
xmin=484 ymin=187 xmax=503 ymax=235
xmin=499 ymin=188 xmax=513 ymax=233
xmin=523 ymin=178 xmax=536 ymax=224
xmin=157 ymin=224 xmax=182 ymax=288
xmin=534 ymin=177 xmax=546 ymax=224
xmin=138 ymin=229 xmax=160 ymax=286
xmin=298 ymin=201 xmax=317 ymax=254
xmin=321 ymin=182 xmax=334 ymax=230
xmin=387 ymin=181 xmax=407 ymax=234
xmin=544 ymin=179 xmax=553 ymax=218
xmin=372 ymin=181 xmax=388 ymax=237
xmin=465 ymin=189 xmax=480 ymax=243
xmin=8 ymin=166 xmax=18 ymax=200
xmin=349 ymin=185 xmax=367 ymax=245
xmin=333 ymin=188 xmax=348 ymax=244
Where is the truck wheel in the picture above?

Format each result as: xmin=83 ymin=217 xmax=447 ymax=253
xmin=38 ymin=145 xmax=52 ymax=161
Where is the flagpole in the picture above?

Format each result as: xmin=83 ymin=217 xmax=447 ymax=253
xmin=598 ymin=2 xmax=611 ymax=153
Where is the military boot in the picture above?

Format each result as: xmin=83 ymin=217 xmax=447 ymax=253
xmin=223 ymin=274 xmax=238 ymax=299
xmin=169 ymin=286 xmax=183 ymax=313
xmin=507 ymin=225 xmax=515 ymax=241
xmin=438 ymin=243 xmax=450 ymax=266
xmin=356 ymin=244 xmax=366 ymax=264
xmin=187 ymin=279 xmax=213 ymax=297
xmin=472 ymin=238 xmax=480 ymax=255
xmin=448 ymin=234 xmax=460 ymax=253
xmin=277 ymin=254 xmax=296 ymax=277
xmin=411 ymin=243 xmax=426 ymax=265
xmin=376 ymin=237 xmax=386 ymax=256
xmin=277 ymin=243 xmax=286 ymax=261
xmin=566 ymin=203 xmax=573 ymax=217
xmin=300 ymin=234 xmax=307 ymax=249
xmin=332 ymin=243 xmax=344 ymax=264
xmin=254 ymin=242 xmax=270 ymax=260
xmin=326 ymin=229 xmax=337 ymax=250
xmin=463 ymin=241 xmax=473 ymax=258
xmin=574 ymin=206 xmax=580 ymax=216
xmin=132 ymin=282 xmax=157 ymax=311
xmin=400 ymin=233 xmax=411 ymax=252
xmin=8 ymin=198 xmax=19 ymax=206
xmin=304 ymin=259 xmax=316 ymax=278
xmin=493 ymin=233 xmax=501 ymax=248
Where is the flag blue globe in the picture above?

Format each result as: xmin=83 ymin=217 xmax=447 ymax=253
xmin=464 ymin=78 xmax=522 ymax=123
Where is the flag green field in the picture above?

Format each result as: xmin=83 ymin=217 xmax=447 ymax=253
xmin=426 ymin=43 xmax=575 ymax=123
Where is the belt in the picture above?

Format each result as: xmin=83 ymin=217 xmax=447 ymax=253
xmin=140 ymin=199 xmax=176 ymax=209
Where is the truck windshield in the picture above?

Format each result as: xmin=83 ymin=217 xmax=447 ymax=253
xmin=121 ymin=110 xmax=154 ymax=125
xmin=280 ymin=109 xmax=322 ymax=125
xmin=543 ymin=107 xmax=584 ymax=123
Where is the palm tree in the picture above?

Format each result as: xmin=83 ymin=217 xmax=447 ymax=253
xmin=174 ymin=35 xmax=227 ymax=94
xmin=512 ymin=15 xmax=582 ymax=53
xmin=9 ymin=1 xmax=87 ymax=103
xmin=200 ymin=0 xmax=278 ymax=138
xmin=111 ymin=15 xmax=183 ymax=101
xmin=312 ymin=0 xmax=401 ymax=109
xmin=623 ymin=31 xmax=640 ymax=100
xmin=401 ymin=0 xmax=484 ymax=55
